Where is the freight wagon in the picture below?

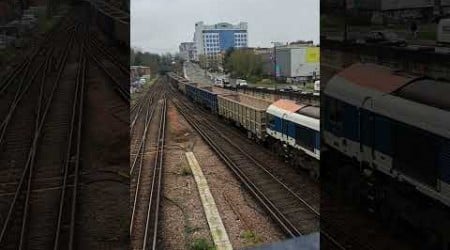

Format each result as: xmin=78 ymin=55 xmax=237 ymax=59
xmin=168 ymin=72 xmax=320 ymax=177
xmin=177 ymin=78 xmax=190 ymax=94
xmin=218 ymin=93 xmax=272 ymax=140
xmin=89 ymin=0 xmax=129 ymax=48
xmin=167 ymin=73 xmax=189 ymax=93
xmin=193 ymin=86 xmax=233 ymax=113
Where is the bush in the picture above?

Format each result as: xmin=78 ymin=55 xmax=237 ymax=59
xmin=189 ymin=238 xmax=215 ymax=250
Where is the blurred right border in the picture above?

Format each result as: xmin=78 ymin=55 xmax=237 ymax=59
xmin=320 ymin=1 xmax=450 ymax=249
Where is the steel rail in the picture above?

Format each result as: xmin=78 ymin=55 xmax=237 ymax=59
xmin=53 ymin=36 xmax=87 ymax=250
xmin=0 ymin=47 xmax=53 ymax=146
xmin=130 ymin=92 xmax=157 ymax=234
xmin=170 ymin=89 xmax=345 ymax=249
xmin=88 ymin=36 xmax=129 ymax=75
xmin=131 ymin=85 xmax=159 ymax=135
xmin=68 ymin=45 xmax=87 ymax=250
xmin=0 ymin=17 xmax=74 ymax=94
xmin=143 ymin=97 xmax=166 ymax=250
xmin=0 ymin=28 xmax=76 ymax=247
xmin=88 ymin=49 xmax=130 ymax=102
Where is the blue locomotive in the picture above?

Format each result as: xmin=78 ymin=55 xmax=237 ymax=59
xmin=323 ymin=63 xmax=450 ymax=248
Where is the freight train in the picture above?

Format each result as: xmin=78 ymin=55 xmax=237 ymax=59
xmin=86 ymin=0 xmax=129 ymax=48
xmin=323 ymin=63 xmax=450 ymax=249
xmin=167 ymin=73 xmax=320 ymax=177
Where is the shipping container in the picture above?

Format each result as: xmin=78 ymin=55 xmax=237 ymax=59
xmin=218 ymin=93 xmax=272 ymax=139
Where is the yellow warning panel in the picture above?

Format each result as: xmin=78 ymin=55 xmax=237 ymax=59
xmin=305 ymin=47 xmax=320 ymax=63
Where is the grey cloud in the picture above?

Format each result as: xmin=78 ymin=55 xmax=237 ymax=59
xmin=131 ymin=0 xmax=319 ymax=53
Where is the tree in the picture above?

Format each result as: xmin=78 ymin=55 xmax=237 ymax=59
xmin=223 ymin=47 xmax=235 ymax=73
xmin=198 ymin=55 xmax=208 ymax=69
xmin=224 ymin=49 xmax=263 ymax=79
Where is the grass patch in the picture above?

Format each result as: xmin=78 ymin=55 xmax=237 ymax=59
xmin=131 ymin=76 xmax=159 ymax=102
xmin=240 ymin=230 xmax=262 ymax=246
xmin=180 ymin=162 xmax=192 ymax=176
xmin=189 ymin=238 xmax=216 ymax=250
xmin=0 ymin=48 xmax=16 ymax=68
xmin=118 ymin=214 xmax=129 ymax=238
xmin=185 ymin=225 xmax=202 ymax=234
xmin=418 ymin=31 xmax=436 ymax=41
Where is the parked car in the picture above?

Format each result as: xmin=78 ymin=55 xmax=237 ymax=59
xmin=357 ymin=30 xmax=407 ymax=47
xmin=236 ymin=79 xmax=248 ymax=87
xmin=214 ymin=78 xmax=224 ymax=87
xmin=22 ymin=14 xmax=37 ymax=26
xmin=437 ymin=18 xmax=450 ymax=44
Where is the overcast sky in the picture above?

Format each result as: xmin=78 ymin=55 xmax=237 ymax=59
xmin=131 ymin=0 xmax=319 ymax=54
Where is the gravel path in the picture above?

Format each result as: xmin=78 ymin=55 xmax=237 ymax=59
xmin=161 ymin=102 xmax=284 ymax=249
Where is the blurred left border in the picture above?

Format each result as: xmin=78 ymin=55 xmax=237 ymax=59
xmin=0 ymin=0 xmax=130 ymax=249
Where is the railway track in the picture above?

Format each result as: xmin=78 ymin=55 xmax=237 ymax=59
xmin=167 ymin=84 xmax=351 ymax=249
xmin=172 ymin=97 xmax=319 ymax=233
xmin=130 ymin=82 xmax=167 ymax=250
xmin=168 ymin=79 xmax=390 ymax=249
xmin=85 ymin=35 xmax=130 ymax=102
xmin=0 ymin=23 xmax=79 ymax=248
xmin=0 ymin=4 xmax=129 ymax=248
xmin=130 ymin=84 xmax=159 ymax=135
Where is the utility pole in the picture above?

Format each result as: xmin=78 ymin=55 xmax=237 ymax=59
xmin=271 ymin=42 xmax=278 ymax=90
xmin=343 ymin=0 xmax=348 ymax=42
xmin=434 ymin=0 xmax=442 ymax=19
xmin=46 ymin=0 xmax=53 ymax=18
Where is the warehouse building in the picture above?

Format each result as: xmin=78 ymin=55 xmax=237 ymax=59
xmin=274 ymin=44 xmax=320 ymax=82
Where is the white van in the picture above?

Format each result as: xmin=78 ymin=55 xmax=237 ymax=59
xmin=314 ymin=80 xmax=320 ymax=92
xmin=437 ymin=18 xmax=450 ymax=44
xmin=214 ymin=78 xmax=224 ymax=87
xmin=236 ymin=79 xmax=248 ymax=87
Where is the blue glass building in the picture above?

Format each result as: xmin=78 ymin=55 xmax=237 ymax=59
xmin=193 ymin=22 xmax=248 ymax=60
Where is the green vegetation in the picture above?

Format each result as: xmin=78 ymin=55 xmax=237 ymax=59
xmin=418 ymin=31 xmax=436 ymax=41
xmin=185 ymin=225 xmax=202 ymax=234
xmin=0 ymin=48 xmax=15 ymax=66
xmin=180 ymin=164 xmax=192 ymax=176
xmin=223 ymin=48 xmax=263 ymax=80
xmin=199 ymin=54 xmax=221 ymax=72
xmin=189 ymin=238 xmax=216 ymax=250
xmin=131 ymin=48 xmax=182 ymax=74
xmin=131 ymin=76 xmax=159 ymax=101
xmin=240 ymin=230 xmax=262 ymax=246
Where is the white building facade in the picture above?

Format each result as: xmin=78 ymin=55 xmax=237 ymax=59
xmin=179 ymin=42 xmax=195 ymax=61
xmin=275 ymin=44 xmax=320 ymax=82
xmin=193 ymin=21 xmax=248 ymax=61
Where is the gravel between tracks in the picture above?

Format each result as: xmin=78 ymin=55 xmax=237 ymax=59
xmin=161 ymin=102 xmax=284 ymax=249
xmin=76 ymin=60 xmax=129 ymax=249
